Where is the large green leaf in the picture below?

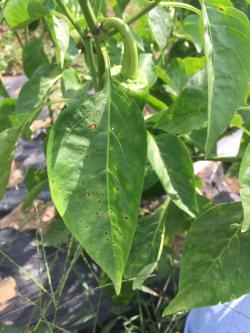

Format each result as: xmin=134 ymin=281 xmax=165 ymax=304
xmin=163 ymin=202 xmax=250 ymax=316
xmin=147 ymin=132 xmax=198 ymax=217
xmin=201 ymin=0 xmax=250 ymax=154
xmin=47 ymin=87 xmax=147 ymax=294
xmin=125 ymin=198 xmax=169 ymax=289
xmin=239 ymin=141 xmax=250 ymax=231
xmin=4 ymin=0 xmax=54 ymax=29
xmin=183 ymin=14 xmax=203 ymax=53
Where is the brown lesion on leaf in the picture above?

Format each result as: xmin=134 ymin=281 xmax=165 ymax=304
xmin=0 ymin=276 xmax=17 ymax=311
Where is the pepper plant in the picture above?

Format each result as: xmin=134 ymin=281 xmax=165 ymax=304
xmin=1 ymin=0 xmax=250 ymax=317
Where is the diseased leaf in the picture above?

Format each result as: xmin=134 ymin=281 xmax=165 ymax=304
xmin=239 ymin=141 xmax=250 ymax=231
xmin=4 ymin=0 xmax=54 ymax=29
xmin=164 ymin=202 xmax=250 ymax=316
xmin=47 ymin=87 xmax=147 ymax=294
xmin=125 ymin=198 xmax=169 ymax=288
xmin=147 ymin=132 xmax=198 ymax=217
xmin=148 ymin=7 xmax=172 ymax=50
xmin=22 ymin=37 xmax=49 ymax=78
xmin=201 ymin=0 xmax=250 ymax=154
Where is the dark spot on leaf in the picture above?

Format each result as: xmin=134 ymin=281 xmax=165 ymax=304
xmin=219 ymin=6 xmax=224 ymax=11
xmin=124 ymin=216 xmax=128 ymax=220
xmin=115 ymin=187 xmax=120 ymax=192
xmin=123 ymin=237 xmax=127 ymax=240
xmin=106 ymin=238 xmax=109 ymax=241
xmin=89 ymin=123 xmax=96 ymax=129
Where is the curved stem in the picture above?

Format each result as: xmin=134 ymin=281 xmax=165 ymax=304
xmin=159 ymin=2 xmax=201 ymax=15
xmin=102 ymin=17 xmax=138 ymax=80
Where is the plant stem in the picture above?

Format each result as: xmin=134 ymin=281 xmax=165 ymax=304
xmin=126 ymin=0 xmax=201 ymax=26
xmin=78 ymin=0 xmax=99 ymax=35
xmin=84 ymin=37 xmax=99 ymax=91
xmin=126 ymin=0 xmax=162 ymax=26
xmin=94 ymin=0 xmax=103 ymax=15
xmin=159 ymin=2 xmax=201 ymax=15
xmin=192 ymin=156 xmax=240 ymax=163
xmin=55 ymin=0 xmax=86 ymax=42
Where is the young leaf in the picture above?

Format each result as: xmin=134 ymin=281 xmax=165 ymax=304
xmin=239 ymin=142 xmax=250 ymax=231
xmin=0 ymin=127 xmax=21 ymax=198
xmin=163 ymin=202 xmax=250 ymax=316
xmin=0 ymin=65 xmax=61 ymax=199
xmin=47 ymin=88 xmax=147 ymax=294
xmin=148 ymin=70 xmax=208 ymax=134
xmin=22 ymin=37 xmax=49 ymax=78
xmin=147 ymin=132 xmax=198 ymax=217
xmin=201 ymin=0 xmax=250 ymax=154
xmin=4 ymin=0 xmax=54 ymax=29
xmin=148 ymin=7 xmax=173 ymax=51
xmin=46 ymin=15 xmax=70 ymax=68
xmin=124 ymin=198 xmax=169 ymax=289
xmin=0 ymin=77 xmax=9 ymax=98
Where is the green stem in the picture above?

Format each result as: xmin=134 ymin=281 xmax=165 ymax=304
xmin=94 ymin=0 xmax=103 ymax=15
xmin=84 ymin=37 xmax=99 ymax=91
xmin=102 ymin=17 xmax=138 ymax=80
xmin=192 ymin=156 xmax=240 ymax=162
xmin=238 ymin=106 xmax=250 ymax=111
xmin=126 ymin=0 xmax=162 ymax=26
xmin=55 ymin=0 xmax=86 ymax=42
xmin=79 ymin=0 xmax=99 ymax=35
xmin=159 ymin=2 xmax=201 ymax=15
xmin=126 ymin=1 xmax=200 ymax=26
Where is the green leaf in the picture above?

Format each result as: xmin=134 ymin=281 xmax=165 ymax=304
xmin=239 ymin=141 xmax=250 ymax=231
xmin=163 ymin=202 xmax=250 ymax=316
xmin=139 ymin=53 xmax=157 ymax=87
xmin=46 ymin=15 xmax=70 ymax=68
xmin=4 ymin=0 xmax=54 ymax=29
xmin=0 ymin=127 xmax=21 ymax=198
xmin=22 ymin=37 xmax=49 ymax=78
xmin=125 ymin=198 xmax=169 ymax=288
xmin=47 ymin=87 xmax=147 ymax=294
xmin=148 ymin=7 xmax=173 ymax=50
xmin=15 ymin=64 xmax=61 ymax=117
xmin=201 ymin=0 xmax=250 ymax=154
xmin=23 ymin=168 xmax=48 ymax=208
xmin=0 ymin=98 xmax=16 ymax=116
xmin=183 ymin=14 xmax=203 ymax=53
xmin=0 ymin=77 xmax=9 ymax=98
xmin=0 ymin=65 xmax=61 ymax=199
xmin=61 ymin=68 xmax=89 ymax=100
xmin=147 ymin=70 xmax=208 ymax=134
xmin=147 ymin=132 xmax=198 ymax=217
xmin=43 ymin=218 xmax=70 ymax=247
